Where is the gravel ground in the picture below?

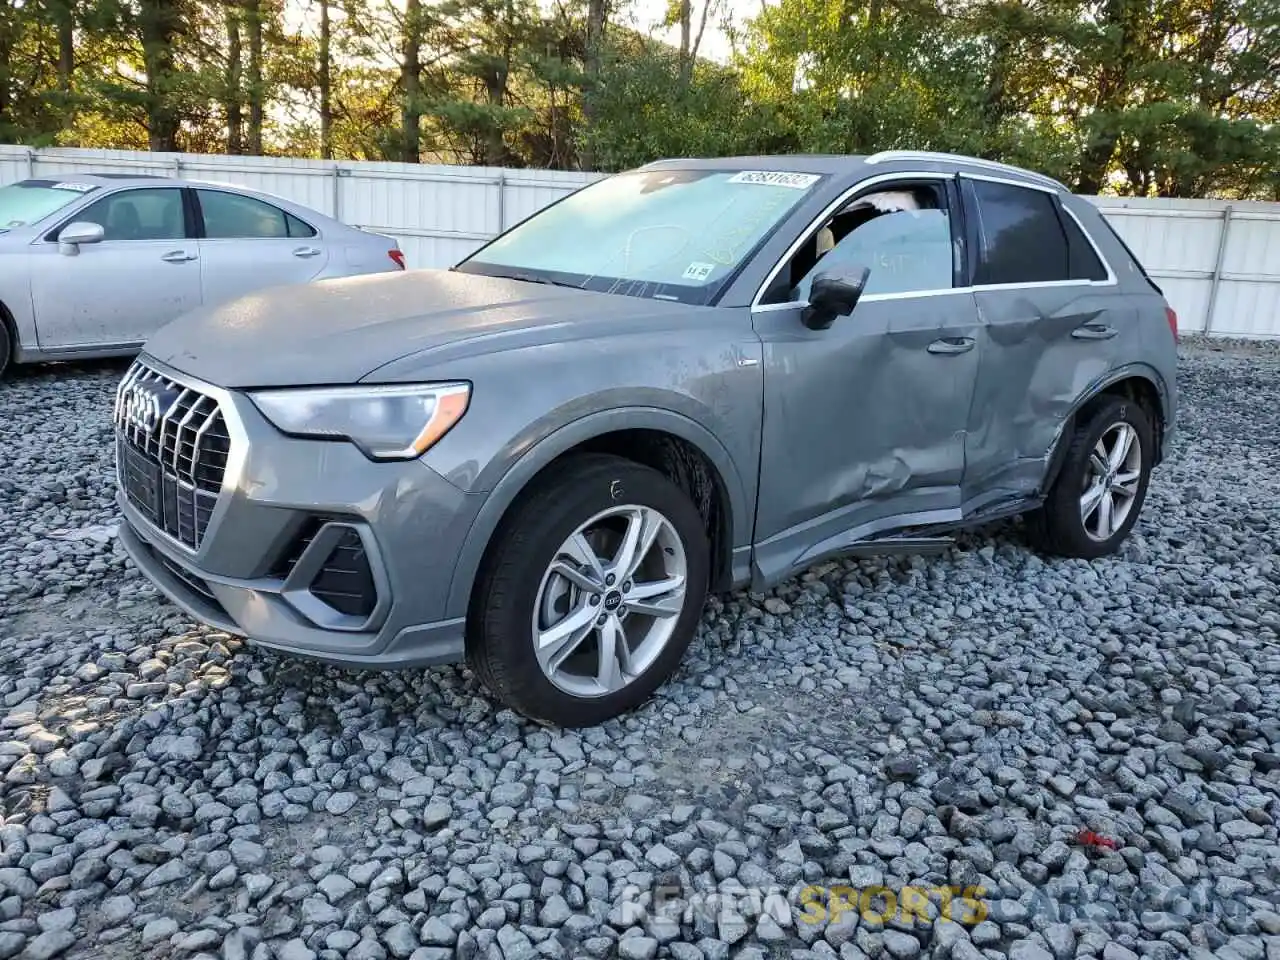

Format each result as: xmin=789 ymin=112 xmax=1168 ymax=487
xmin=0 ymin=338 xmax=1277 ymax=960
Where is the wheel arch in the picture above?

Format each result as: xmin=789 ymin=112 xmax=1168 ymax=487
xmin=445 ymin=408 xmax=751 ymax=621
xmin=1041 ymin=365 xmax=1168 ymax=494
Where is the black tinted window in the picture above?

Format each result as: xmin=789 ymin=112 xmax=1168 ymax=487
xmin=971 ymin=181 xmax=1068 ymax=285
xmin=77 ymin=188 xmax=186 ymax=241
xmin=1061 ymin=208 xmax=1108 ymax=281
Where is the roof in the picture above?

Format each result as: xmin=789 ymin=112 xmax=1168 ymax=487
xmin=643 ymin=154 xmax=867 ymax=175
xmin=641 ymin=150 xmax=1066 ymax=190
xmin=15 ymin=172 xmax=176 ymax=187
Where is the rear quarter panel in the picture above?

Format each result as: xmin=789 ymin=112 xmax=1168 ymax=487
xmin=1066 ymin=196 xmax=1178 ymax=438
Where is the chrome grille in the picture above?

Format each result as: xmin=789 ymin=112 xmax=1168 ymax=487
xmin=114 ymin=360 xmax=231 ymax=549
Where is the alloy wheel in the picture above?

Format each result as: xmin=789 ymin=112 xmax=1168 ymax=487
xmin=1080 ymin=421 xmax=1143 ymax=542
xmin=532 ymin=505 xmax=688 ymax=698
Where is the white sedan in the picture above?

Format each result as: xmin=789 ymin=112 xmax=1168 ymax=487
xmin=0 ymin=174 xmax=406 ymax=375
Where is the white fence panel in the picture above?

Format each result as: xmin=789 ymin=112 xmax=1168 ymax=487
xmin=1087 ymin=196 xmax=1280 ymax=338
xmin=3 ymin=145 xmax=1277 ymax=338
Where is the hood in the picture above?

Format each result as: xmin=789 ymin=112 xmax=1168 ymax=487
xmin=142 ymin=269 xmax=693 ymax=388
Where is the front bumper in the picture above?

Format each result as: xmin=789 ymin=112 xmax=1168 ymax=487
xmin=114 ymin=356 xmax=481 ymax=669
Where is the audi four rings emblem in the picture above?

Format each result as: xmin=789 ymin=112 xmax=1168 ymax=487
xmin=119 ymin=383 xmax=173 ymax=434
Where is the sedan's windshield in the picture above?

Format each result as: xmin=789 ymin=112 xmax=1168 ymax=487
xmin=457 ymin=168 xmax=825 ymax=304
xmin=0 ymin=180 xmax=99 ymax=230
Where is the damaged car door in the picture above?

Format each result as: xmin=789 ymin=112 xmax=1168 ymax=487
xmin=959 ymin=177 xmax=1133 ymax=506
xmin=750 ymin=175 xmax=982 ymax=582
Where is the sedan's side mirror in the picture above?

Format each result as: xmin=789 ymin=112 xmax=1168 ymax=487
xmin=57 ymin=221 xmax=105 ymax=255
xmin=802 ymin=266 xmax=870 ymax=331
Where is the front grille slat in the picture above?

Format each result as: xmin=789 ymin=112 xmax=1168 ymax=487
xmin=115 ymin=360 xmax=229 ymax=550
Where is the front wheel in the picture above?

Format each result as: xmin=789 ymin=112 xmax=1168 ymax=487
xmin=1027 ymin=395 xmax=1154 ymax=559
xmin=468 ymin=454 xmax=710 ymax=727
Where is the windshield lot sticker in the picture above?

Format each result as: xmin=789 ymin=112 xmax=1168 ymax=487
xmin=728 ymin=171 xmax=820 ymax=189
xmin=52 ymin=181 xmax=96 ymax=193
xmin=682 ymin=261 xmax=715 ymax=281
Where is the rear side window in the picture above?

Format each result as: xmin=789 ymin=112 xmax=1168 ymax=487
xmin=970 ymin=180 xmax=1069 ymax=285
xmin=197 ymin=189 xmax=316 ymax=239
xmin=1060 ymin=208 xmax=1108 ymax=281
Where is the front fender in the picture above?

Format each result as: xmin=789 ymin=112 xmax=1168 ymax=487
xmin=442 ymin=405 xmax=753 ymax=619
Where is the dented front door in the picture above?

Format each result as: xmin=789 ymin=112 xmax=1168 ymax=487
xmin=751 ymin=290 xmax=981 ymax=578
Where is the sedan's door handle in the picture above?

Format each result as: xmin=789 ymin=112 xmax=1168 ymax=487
xmin=1072 ymin=323 xmax=1118 ymax=340
xmin=160 ymin=250 xmax=197 ymax=263
xmin=292 ymin=246 xmax=322 ymax=258
xmin=927 ymin=336 xmax=976 ymax=355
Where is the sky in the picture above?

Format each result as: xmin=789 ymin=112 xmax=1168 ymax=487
xmin=618 ymin=0 xmax=761 ymax=64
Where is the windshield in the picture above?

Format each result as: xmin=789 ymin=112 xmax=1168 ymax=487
xmin=0 ymin=180 xmax=99 ymax=230
xmin=457 ymin=168 xmax=825 ymax=304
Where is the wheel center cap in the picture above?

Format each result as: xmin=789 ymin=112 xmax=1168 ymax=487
xmin=603 ymin=591 xmax=623 ymax=612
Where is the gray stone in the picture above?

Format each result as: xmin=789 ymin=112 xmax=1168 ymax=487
xmin=277 ymin=938 xmax=318 ymax=960
xmin=881 ymin=930 xmax=920 ymax=960
xmin=142 ymin=917 xmax=179 ymax=943
xmin=325 ymin=792 xmax=358 ymax=815
xmin=617 ymin=938 xmax=659 ymax=960
xmin=21 ymin=931 xmax=76 ymax=960
xmin=0 ymin=933 xmax=22 ymax=960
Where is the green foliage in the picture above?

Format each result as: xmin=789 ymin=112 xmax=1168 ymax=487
xmin=0 ymin=0 xmax=1276 ymax=197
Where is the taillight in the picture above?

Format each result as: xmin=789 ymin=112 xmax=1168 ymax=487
xmin=388 ymin=249 xmax=406 ymax=270
xmin=1164 ymin=304 xmax=1178 ymax=341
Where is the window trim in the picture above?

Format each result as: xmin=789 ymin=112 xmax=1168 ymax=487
xmin=192 ymin=187 xmax=318 ymax=241
xmin=959 ymin=173 xmax=1117 ymax=291
xmin=39 ymin=185 xmax=194 ymax=244
xmin=752 ymin=170 xmax=1117 ymax=313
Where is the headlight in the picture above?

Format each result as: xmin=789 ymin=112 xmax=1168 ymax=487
xmin=249 ymin=382 xmax=471 ymax=461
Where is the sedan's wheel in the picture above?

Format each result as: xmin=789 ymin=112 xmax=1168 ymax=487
xmin=0 ymin=322 xmax=11 ymax=378
xmin=470 ymin=453 xmax=710 ymax=727
xmin=1027 ymin=395 xmax=1154 ymax=559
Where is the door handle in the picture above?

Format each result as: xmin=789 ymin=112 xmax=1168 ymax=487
xmin=292 ymin=246 xmax=322 ymax=258
xmin=1072 ymin=323 xmax=1118 ymax=340
xmin=160 ymin=250 xmax=197 ymax=263
xmin=927 ymin=336 xmax=976 ymax=355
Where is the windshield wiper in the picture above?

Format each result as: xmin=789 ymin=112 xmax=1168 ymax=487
xmin=505 ymin=272 xmax=585 ymax=290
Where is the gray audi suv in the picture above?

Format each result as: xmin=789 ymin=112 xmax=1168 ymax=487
xmin=114 ymin=151 xmax=1178 ymax=726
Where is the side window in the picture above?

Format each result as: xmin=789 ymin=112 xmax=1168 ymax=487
xmin=1060 ymin=207 xmax=1108 ymax=281
xmin=197 ymin=190 xmax=297 ymax=239
xmin=969 ymin=180 xmax=1069 ymax=285
xmin=286 ymin=213 xmax=317 ymax=238
xmin=74 ymin=188 xmax=186 ymax=242
xmin=772 ymin=183 xmax=954 ymax=303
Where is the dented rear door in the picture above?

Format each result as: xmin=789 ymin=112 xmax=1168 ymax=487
xmin=959 ymin=175 xmax=1131 ymax=507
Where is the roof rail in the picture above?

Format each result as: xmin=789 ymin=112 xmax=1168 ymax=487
xmin=863 ymin=150 xmax=1063 ymax=190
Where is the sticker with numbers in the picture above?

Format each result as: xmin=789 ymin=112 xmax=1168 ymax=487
xmin=682 ymin=262 xmax=715 ymax=282
xmin=52 ymin=182 xmax=97 ymax=193
xmin=727 ymin=170 xmax=821 ymax=189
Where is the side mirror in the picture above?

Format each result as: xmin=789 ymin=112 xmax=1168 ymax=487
xmin=57 ymin=221 xmax=105 ymax=255
xmin=802 ymin=266 xmax=870 ymax=331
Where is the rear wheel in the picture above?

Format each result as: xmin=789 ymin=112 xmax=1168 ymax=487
xmin=1027 ymin=395 xmax=1154 ymax=559
xmin=0 ymin=321 xmax=11 ymax=378
xmin=469 ymin=454 xmax=710 ymax=727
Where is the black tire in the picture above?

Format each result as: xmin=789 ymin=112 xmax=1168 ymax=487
xmin=1026 ymin=395 xmax=1154 ymax=559
xmin=468 ymin=453 xmax=711 ymax=727
xmin=0 ymin=321 xmax=11 ymax=378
